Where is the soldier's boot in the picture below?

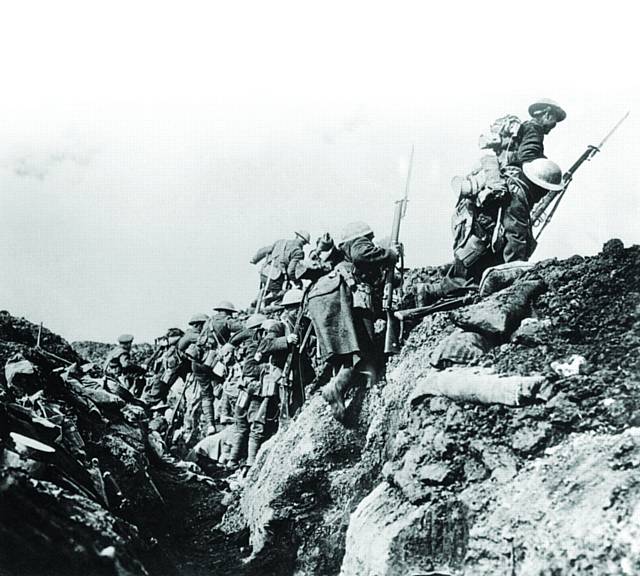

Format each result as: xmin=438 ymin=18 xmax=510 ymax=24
xmin=321 ymin=367 xmax=354 ymax=423
xmin=415 ymin=282 xmax=443 ymax=307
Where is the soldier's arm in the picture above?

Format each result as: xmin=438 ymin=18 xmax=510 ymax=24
xmin=350 ymin=237 xmax=397 ymax=267
xmin=259 ymin=335 xmax=289 ymax=356
xmin=515 ymin=122 xmax=546 ymax=166
xmin=250 ymin=244 xmax=273 ymax=265
xmin=178 ymin=331 xmax=197 ymax=352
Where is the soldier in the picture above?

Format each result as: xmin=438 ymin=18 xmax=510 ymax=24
xmin=217 ymin=343 xmax=243 ymax=425
xmin=142 ymin=327 xmax=188 ymax=407
xmin=250 ymin=230 xmax=311 ymax=307
xmin=417 ymin=158 xmax=564 ymax=304
xmin=103 ymin=334 xmax=145 ymax=393
xmin=257 ymin=301 xmax=313 ymax=423
xmin=513 ymin=98 xmax=566 ymax=166
xmin=226 ymin=313 xmax=268 ymax=471
xmin=194 ymin=302 xmax=244 ymax=435
xmin=306 ymin=222 xmax=398 ymax=422
xmin=275 ymin=288 xmax=316 ymax=418
xmin=498 ymin=158 xmax=564 ymax=262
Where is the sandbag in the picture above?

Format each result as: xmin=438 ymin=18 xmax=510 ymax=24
xmin=451 ymin=279 xmax=546 ymax=338
xmin=478 ymin=261 xmax=535 ymax=297
xmin=430 ymin=329 xmax=489 ymax=368
xmin=410 ymin=367 xmax=546 ymax=407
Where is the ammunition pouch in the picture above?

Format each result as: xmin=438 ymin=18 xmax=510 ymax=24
xmin=454 ymin=234 xmax=490 ymax=268
xmin=212 ymin=361 xmax=227 ymax=379
xmin=236 ymin=389 xmax=250 ymax=410
xmin=202 ymin=349 xmax=218 ymax=367
xmin=260 ymin=365 xmax=282 ymax=397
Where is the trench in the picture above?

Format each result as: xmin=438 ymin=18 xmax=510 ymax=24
xmin=135 ymin=466 xmax=248 ymax=576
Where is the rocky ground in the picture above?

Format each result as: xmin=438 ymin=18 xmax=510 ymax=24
xmin=220 ymin=239 xmax=640 ymax=575
xmin=1 ymin=239 xmax=639 ymax=576
xmin=0 ymin=313 xmax=238 ymax=576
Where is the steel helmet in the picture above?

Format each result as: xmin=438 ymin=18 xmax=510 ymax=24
xmin=166 ymin=327 xmax=184 ymax=338
xmin=528 ymin=98 xmax=566 ymax=122
xmin=117 ymin=334 xmax=134 ymax=344
xmin=339 ymin=221 xmax=373 ymax=245
xmin=261 ymin=319 xmax=285 ymax=337
xmin=522 ymin=159 xmax=564 ymax=191
xmin=281 ymin=288 xmax=304 ymax=307
xmin=213 ymin=301 xmax=237 ymax=313
xmin=246 ymin=314 xmax=267 ymax=330
xmin=188 ymin=313 xmax=208 ymax=325
xmin=294 ymin=229 xmax=311 ymax=244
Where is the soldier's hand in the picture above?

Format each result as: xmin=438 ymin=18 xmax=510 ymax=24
xmin=374 ymin=318 xmax=387 ymax=334
xmin=287 ymin=333 xmax=299 ymax=345
xmin=393 ymin=242 xmax=404 ymax=258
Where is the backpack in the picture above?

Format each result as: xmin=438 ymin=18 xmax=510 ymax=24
xmin=478 ymin=114 xmax=522 ymax=166
xmin=449 ymin=114 xmax=522 ymax=266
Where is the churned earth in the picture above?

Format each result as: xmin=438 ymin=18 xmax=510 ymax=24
xmin=221 ymin=239 xmax=640 ymax=576
xmin=1 ymin=239 xmax=639 ymax=575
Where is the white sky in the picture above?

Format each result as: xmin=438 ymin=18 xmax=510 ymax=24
xmin=1 ymin=0 xmax=638 ymax=342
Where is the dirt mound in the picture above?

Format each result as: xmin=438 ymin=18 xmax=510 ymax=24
xmin=222 ymin=240 xmax=640 ymax=575
xmin=0 ymin=313 xmax=236 ymax=576
xmin=2 ymin=240 xmax=638 ymax=575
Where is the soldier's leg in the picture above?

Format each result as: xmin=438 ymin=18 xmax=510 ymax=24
xmin=227 ymin=406 xmax=249 ymax=467
xmin=321 ymin=360 xmax=355 ymax=423
xmin=200 ymin=380 xmax=216 ymax=434
xmin=501 ymin=188 xmax=531 ymax=262
xmin=245 ymin=397 xmax=269 ymax=467
xmin=247 ymin=419 xmax=265 ymax=467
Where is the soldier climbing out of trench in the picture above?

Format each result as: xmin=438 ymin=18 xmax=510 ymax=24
xmin=302 ymin=222 xmax=400 ymax=422
xmin=415 ymin=98 xmax=567 ymax=305
xmin=250 ymin=230 xmax=310 ymax=309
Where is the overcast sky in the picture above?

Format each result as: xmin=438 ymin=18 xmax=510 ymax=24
xmin=1 ymin=1 xmax=638 ymax=343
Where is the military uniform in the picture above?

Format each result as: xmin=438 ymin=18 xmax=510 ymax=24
xmin=314 ymin=223 xmax=397 ymax=422
xmin=498 ymin=167 xmax=551 ymax=262
xmin=219 ymin=360 xmax=243 ymax=424
xmin=194 ymin=312 xmax=243 ymax=432
xmin=142 ymin=329 xmax=191 ymax=406
xmin=227 ymin=336 xmax=270 ymax=468
xmin=251 ymin=236 xmax=307 ymax=295
xmin=513 ymin=120 xmax=546 ymax=166
xmin=102 ymin=334 xmax=144 ymax=394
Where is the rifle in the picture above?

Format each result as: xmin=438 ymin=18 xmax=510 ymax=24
xmin=165 ymin=372 xmax=195 ymax=443
xmin=531 ymin=111 xmax=630 ymax=243
xmin=394 ymin=294 xmax=474 ymax=324
xmin=384 ymin=145 xmax=414 ymax=355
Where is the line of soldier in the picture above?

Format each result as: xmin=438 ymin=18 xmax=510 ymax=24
xmin=101 ymin=98 xmax=567 ymax=475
